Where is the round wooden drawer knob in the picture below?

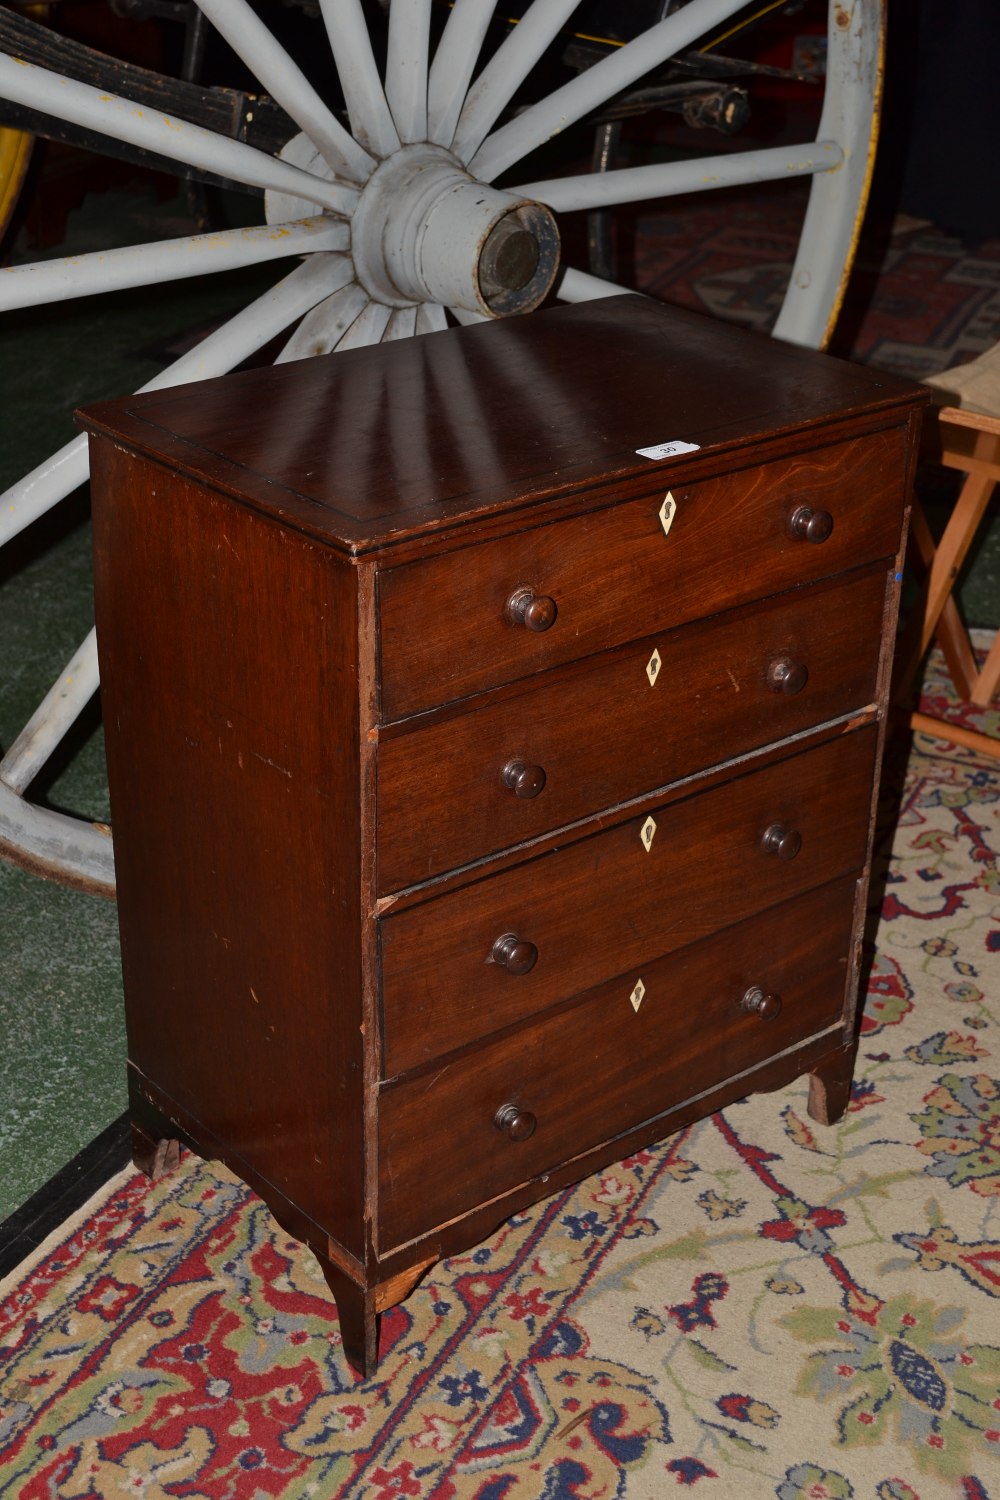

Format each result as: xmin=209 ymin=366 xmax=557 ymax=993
xmin=505 ymin=587 xmax=557 ymax=632
xmin=762 ymin=822 xmax=802 ymax=860
xmin=502 ymin=759 xmax=546 ymax=799
xmin=494 ymin=1103 xmax=537 ymax=1141
xmin=767 ymin=656 xmax=809 ymax=695
xmin=789 ymin=504 xmax=833 ymax=543
xmin=740 ymin=985 xmax=783 ymax=1020
xmin=492 ymin=933 xmax=538 ymax=975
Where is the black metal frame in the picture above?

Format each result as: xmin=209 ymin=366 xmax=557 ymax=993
xmin=0 ymin=6 xmax=293 ymax=192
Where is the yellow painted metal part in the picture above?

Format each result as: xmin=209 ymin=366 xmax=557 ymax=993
xmin=0 ymin=126 xmax=32 ymax=244
xmin=819 ymin=0 xmax=885 ymax=350
xmin=498 ymin=0 xmax=791 ymax=53
xmin=0 ymin=5 xmax=52 ymax=247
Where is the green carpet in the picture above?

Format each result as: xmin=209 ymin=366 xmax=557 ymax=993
xmin=0 ymin=866 xmax=122 ymax=1218
xmin=0 ymin=186 xmax=273 ymax=1218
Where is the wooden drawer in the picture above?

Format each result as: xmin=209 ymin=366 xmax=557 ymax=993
xmin=377 ymin=566 xmax=887 ymax=891
xmin=380 ymin=727 xmax=875 ymax=1076
xmin=378 ymin=875 xmax=857 ymax=1247
xmin=377 ymin=426 xmax=906 ymax=719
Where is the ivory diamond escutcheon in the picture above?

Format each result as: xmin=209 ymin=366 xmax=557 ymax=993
xmin=640 ymin=816 xmax=657 ymax=853
xmin=646 ymin=648 xmax=662 ymax=686
xmin=659 ymin=493 xmax=677 ymax=536
xmin=630 ymin=979 xmax=646 ymax=1014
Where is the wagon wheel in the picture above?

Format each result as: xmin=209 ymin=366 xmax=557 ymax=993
xmin=0 ymin=0 xmax=883 ymax=897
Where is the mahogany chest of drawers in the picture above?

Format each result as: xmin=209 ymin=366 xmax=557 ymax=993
xmin=81 ymin=297 xmax=926 ymax=1375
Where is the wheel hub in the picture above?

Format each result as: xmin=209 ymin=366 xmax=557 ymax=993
xmin=266 ymin=137 xmax=560 ymax=319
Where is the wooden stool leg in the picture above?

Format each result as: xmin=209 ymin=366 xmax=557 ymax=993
xmin=897 ymin=503 xmax=973 ymax=696
xmin=897 ymin=487 xmax=994 ymax=700
xmin=918 ymin=470 xmax=994 ymax=658
xmin=911 ymin=711 xmax=1000 ymax=760
xmin=971 ymin=629 xmax=1000 ymax=707
xmin=934 ymin=596 xmax=980 ymax=700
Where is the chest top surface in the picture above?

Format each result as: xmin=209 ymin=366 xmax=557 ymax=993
xmin=77 ymin=296 xmax=925 ymax=555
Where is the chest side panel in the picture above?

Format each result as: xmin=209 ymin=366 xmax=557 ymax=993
xmin=90 ymin=442 xmax=368 ymax=1250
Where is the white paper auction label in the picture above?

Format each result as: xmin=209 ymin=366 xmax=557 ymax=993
xmin=636 ymin=440 xmax=701 ymax=461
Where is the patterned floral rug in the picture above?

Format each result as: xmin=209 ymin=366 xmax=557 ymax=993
xmin=629 ymin=182 xmax=1000 ymax=382
xmin=2 ymin=655 xmax=998 ymax=1499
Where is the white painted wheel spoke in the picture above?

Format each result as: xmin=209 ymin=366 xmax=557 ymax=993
xmin=470 ymin=0 xmax=752 ymax=181
xmin=0 ymin=53 xmax=358 ymax=213
xmin=415 ymin=303 xmax=448 ymax=335
xmin=427 ymin=0 xmax=498 ymax=148
xmin=193 ymin=0 xmax=375 ymax=182
xmin=143 ymin=252 xmax=351 ymax=383
xmin=1 ymin=629 xmax=98 ymax=796
xmin=386 ymin=0 xmax=432 ymax=144
xmin=0 ymin=783 xmax=114 ymax=894
xmin=557 ymin=266 xmax=634 ymax=302
xmin=0 ymin=216 xmax=348 ymax=312
xmin=452 ymin=0 xmax=582 ymax=163
xmin=317 ymin=0 xmax=400 ymax=158
xmin=383 ymin=306 xmax=418 ymax=341
xmin=516 ymin=140 xmax=843 ymax=214
xmin=336 ymin=298 xmax=392 ymax=350
xmin=276 ymin=279 xmax=368 ymax=361
xmin=1 ymin=438 xmax=89 ymax=551
xmin=773 ymin=0 xmax=883 ymax=349
xmin=1 ymin=253 xmax=344 ymax=548
xmin=449 ymin=306 xmax=487 ymax=325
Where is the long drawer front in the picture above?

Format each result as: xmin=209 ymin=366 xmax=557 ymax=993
xmin=377 ymin=567 xmax=887 ymax=891
xmin=378 ymin=875 xmax=858 ymax=1248
xmin=380 ymin=727 xmax=877 ymax=1077
xmin=377 ymin=426 xmax=907 ymax=719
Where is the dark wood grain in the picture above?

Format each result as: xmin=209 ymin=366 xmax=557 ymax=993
xmin=125 ymin=1017 xmax=858 ymax=1301
xmin=378 ymin=875 xmax=858 ymax=1248
xmin=90 ymin=445 xmax=369 ymax=1257
xmin=82 ymin=297 xmax=925 ymax=1375
xmin=377 ymin=427 xmax=906 ymax=718
xmin=377 ymin=565 xmax=887 ymax=890
xmin=380 ymin=728 xmax=876 ymax=1076
xmin=319 ymin=1264 xmax=381 ymax=1379
xmin=808 ymin=1045 xmax=859 ymax=1125
xmin=372 ymin=1026 xmax=863 ymax=1283
xmin=788 ymin=505 xmax=834 ymax=543
xmin=79 ymin=297 xmax=923 ymax=555
xmin=130 ymin=1119 xmax=179 ymax=1181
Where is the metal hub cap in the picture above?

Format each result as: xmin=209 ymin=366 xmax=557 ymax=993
xmin=267 ymin=136 xmax=560 ymax=319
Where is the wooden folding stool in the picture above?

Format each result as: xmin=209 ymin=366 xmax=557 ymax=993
xmin=898 ymin=344 xmax=1000 ymax=758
